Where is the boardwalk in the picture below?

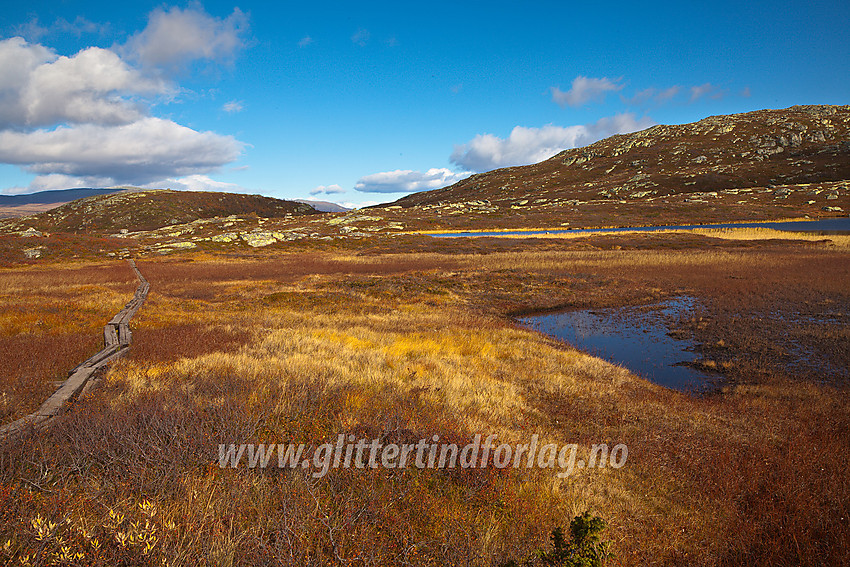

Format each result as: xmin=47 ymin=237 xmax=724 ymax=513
xmin=0 ymin=259 xmax=149 ymax=438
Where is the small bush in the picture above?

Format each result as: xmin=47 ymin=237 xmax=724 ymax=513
xmin=502 ymin=511 xmax=610 ymax=567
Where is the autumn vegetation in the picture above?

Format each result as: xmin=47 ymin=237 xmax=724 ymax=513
xmin=0 ymin=228 xmax=848 ymax=565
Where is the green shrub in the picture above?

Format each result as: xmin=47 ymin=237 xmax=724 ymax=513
xmin=502 ymin=511 xmax=610 ymax=567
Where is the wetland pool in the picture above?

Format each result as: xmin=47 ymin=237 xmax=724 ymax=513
xmin=519 ymin=297 xmax=716 ymax=393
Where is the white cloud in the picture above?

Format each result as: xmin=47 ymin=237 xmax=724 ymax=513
xmin=222 ymin=100 xmax=244 ymax=113
xmin=54 ymin=16 xmax=110 ymax=37
xmin=657 ymin=85 xmax=680 ymax=102
xmin=298 ymin=36 xmax=313 ymax=48
xmin=551 ymin=76 xmax=623 ymax=107
xmin=1 ymin=173 xmax=117 ymax=194
xmin=690 ymin=83 xmax=725 ymax=102
xmin=29 ymin=173 xmax=115 ymax=191
xmin=143 ymin=174 xmax=246 ymax=193
xmin=338 ymin=200 xmax=382 ymax=209
xmin=310 ymin=184 xmax=346 ymax=195
xmin=123 ymin=5 xmax=249 ymax=71
xmin=12 ymin=18 xmax=49 ymax=42
xmin=355 ymin=168 xmax=473 ymax=194
xmin=351 ymin=29 xmax=370 ymax=47
xmin=625 ymin=85 xmax=680 ymax=106
xmin=12 ymin=16 xmax=109 ymax=41
xmin=451 ymin=113 xmax=655 ymax=172
xmin=1 ymin=186 xmax=32 ymax=195
xmin=0 ymin=37 xmax=168 ymax=129
xmin=740 ymin=86 xmax=752 ymax=98
xmin=0 ymin=15 xmax=248 ymax=194
xmin=0 ymin=117 xmax=243 ymax=185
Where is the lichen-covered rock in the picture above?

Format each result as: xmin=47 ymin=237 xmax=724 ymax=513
xmin=211 ymin=232 xmax=239 ymax=243
xmin=240 ymin=232 xmax=278 ymax=247
xmin=156 ymin=241 xmax=196 ymax=250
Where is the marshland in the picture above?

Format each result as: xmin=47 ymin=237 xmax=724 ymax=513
xmin=1 ymin=228 xmax=847 ymax=565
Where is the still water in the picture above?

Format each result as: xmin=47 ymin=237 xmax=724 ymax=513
xmin=518 ymin=297 xmax=715 ymax=393
xmin=433 ymin=216 xmax=850 ymax=238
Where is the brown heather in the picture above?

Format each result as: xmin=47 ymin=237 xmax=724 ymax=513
xmin=0 ymin=229 xmax=848 ymax=565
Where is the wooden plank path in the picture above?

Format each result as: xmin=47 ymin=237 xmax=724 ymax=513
xmin=0 ymin=259 xmax=149 ymax=438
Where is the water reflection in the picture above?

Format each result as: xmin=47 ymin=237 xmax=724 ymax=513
xmin=519 ymin=297 xmax=715 ymax=393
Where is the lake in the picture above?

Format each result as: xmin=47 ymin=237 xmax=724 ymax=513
xmin=432 ymin=216 xmax=850 ymax=238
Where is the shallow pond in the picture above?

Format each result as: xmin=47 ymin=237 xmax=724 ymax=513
xmin=518 ymin=297 xmax=716 ymax=393
xmin=432 ymin=216 xmax=850 ymax=238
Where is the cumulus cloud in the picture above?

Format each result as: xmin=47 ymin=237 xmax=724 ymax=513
xmin=1 ymin=6 xmax=249 ymax=194
xmin=0 ymin=117 xmax=243 ymax=185
xmin=310 ymin=184 xmax=346 ymax=195
xmin=551 ymin=76 xmax=623 ymax=107
xmin=355 ymin=168 xmax=472 ymax=194
xmin=123 ymin=5 xmax=249 ymax=71
xmin=143 ymin=174 xmax=246 ymax=192
xmin=0 ymin=37 xmax=168 ymax=129
xmin=6 ymin=173 xmax=115 ymax=193
xmin=1 ymin=186 xmax=33 ymax=196
xmin=451 ymin=114 xmax=655 ymax=172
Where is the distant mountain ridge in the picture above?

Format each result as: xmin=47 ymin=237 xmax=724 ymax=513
xmin=0 ymin=187 xmax=125 ymax=205
xmin=294 ymin=199 xmax=351 ymax=212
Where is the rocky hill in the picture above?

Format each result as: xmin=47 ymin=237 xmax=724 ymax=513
xmin=0 ymin=189 xmax=319 ymax=234
xmin=387 ymin=105 xmax=849 ymax=229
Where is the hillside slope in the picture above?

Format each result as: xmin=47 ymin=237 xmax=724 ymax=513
xmin=387 ymin=105 xmax=849 ymax=229
xmin=0 ymin=190 xmax=319 ymax=234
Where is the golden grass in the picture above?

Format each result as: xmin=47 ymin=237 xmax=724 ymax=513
xmin=414 ymin=223 xmax=850 ymax=250
xmin=0 ymin=241 xmax=847 ymax=565
xmin=690 ymin=226 xmax=850 ymax=247
xmin=0 ymin=261 xmax=139 ymax=421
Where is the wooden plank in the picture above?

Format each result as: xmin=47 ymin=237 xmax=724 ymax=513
xmin=104 ymin=324 xmax=119 ymax=347
xmin=2 ymin=258 xmax=149 ymax=439
xmin=83 ymin=345 xmax=121 ymax=368
xmin=36 ymin=366 xmax=96 ymax=417
xmin=118 ymin=323 xmax=131 ymax=346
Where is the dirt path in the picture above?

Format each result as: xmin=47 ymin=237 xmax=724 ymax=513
xmin=0 ymin=259 xmax=149 ymax=438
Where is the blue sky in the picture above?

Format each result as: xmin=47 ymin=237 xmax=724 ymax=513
xmin=1 ymin=1 xmax=848 ymax=207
